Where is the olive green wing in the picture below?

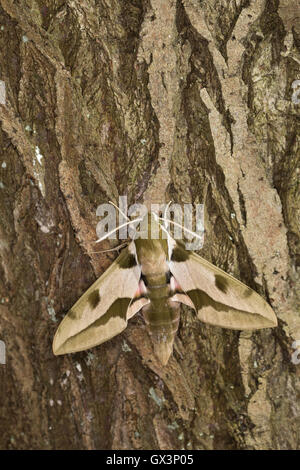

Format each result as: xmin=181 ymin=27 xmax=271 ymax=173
xmin=169 ymin=243 xmax=277 ymax=330
xmin=53 ymin=242 xmax=147 ymax=355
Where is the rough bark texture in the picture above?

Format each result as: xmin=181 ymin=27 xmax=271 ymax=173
xmin=0 ymin=0 xmax=299 ymax=450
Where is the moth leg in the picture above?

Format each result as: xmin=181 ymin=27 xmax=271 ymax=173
xmin=89 ymin=242 xmax=128 ymax=254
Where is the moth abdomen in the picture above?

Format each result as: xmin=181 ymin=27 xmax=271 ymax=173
xmin=142 ymin=298 xmax=180 ymax=365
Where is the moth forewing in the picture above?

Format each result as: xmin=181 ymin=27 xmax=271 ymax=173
xmin=169 ymin=242 xmax=277 ymax=330
xmin=52 ymin=242 xmax=142 ymax=355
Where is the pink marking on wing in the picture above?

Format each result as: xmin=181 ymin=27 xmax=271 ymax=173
xmin=170 ymin=276 xmax=182 ymax=292
xmin=134 ymin=280 xmax=147 ymax=298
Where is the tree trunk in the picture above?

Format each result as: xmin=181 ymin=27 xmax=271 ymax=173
xmin=0 ymin=0 xmax=299 ymax=450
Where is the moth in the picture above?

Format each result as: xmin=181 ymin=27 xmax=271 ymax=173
xmin=53 ymin=212 xmax=277 ymax=365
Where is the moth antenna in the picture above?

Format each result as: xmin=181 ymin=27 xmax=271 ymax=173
xmin=163 ymin=202 xmax=173 ymax=254
xmin=129 ymin=210 xmax=150 ymax=241
xmin=95 ymin=217 xmax=143 ymax=243
xmin=158 ymin=221 xmax=170 ymax=238
xmin=108 ymin=200 xmax=130 ymax=221
xmin=89 ymin=242 xmax=128 ymax=254
xmin=158 ymin=216 xmax=204 ymax=241
xmin=108 ymin=201 xmax=146 ymax=242
xmin=152 ymin=212 xmax=173 ymax=258
xmin=163 ymin=201 xmax=172 ymax=229
xmin=152 ymin=212 xmax=168 ymax=234
xmin=159 ymin=221 xmax=174 ymax=261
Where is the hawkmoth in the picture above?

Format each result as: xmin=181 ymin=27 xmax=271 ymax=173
xmin=53 ymin=212 xmax=277 ymax=365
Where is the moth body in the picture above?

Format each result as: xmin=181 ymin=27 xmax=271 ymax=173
xmin=135 ymin=238 xmax=181 ymax=365
xmin=52 ymin=212 xmax=278 ymax=366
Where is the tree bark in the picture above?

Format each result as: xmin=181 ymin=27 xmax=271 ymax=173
xmin=0 ymin=0 xmax=299 ymax=450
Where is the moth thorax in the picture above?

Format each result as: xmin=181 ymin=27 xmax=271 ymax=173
xmin=144 ymin=272 xmax=168 ymax=288
xmin=135 ymin=239 xmax=168 ymax=276
xmin=141 ymin=260 xmax=168 ymax=278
